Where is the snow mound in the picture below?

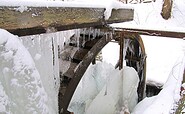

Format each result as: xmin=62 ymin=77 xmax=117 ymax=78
xmin=0 ymin=29 xmax=49 ymax=114
xmin=132 ymin=54 xmax=185 ymax=114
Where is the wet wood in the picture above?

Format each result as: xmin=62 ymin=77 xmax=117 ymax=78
xmin=0 ymin=6 xmax=133 ymax=36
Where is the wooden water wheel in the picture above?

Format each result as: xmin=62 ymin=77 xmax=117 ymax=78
xmin=59 ymin=28 xmax=146 ymax=113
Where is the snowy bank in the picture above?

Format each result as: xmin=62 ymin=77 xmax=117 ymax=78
xmin=132 ymin=53 xmax=185 ymax=114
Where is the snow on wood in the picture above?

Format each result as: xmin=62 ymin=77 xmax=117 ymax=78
xmin=0 ymin=0 xmax=134 ymax=36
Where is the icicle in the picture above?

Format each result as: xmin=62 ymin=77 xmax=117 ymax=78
xmin=97 ymin=29 xmax=100 ymax=36
xmin=105 ymin=32 xmax=108 ymax=41
xmin=123 ymin=39 xmax=130 ymax=60
xmin=31 ymin=36 xmax=35 ymax=46
xmin=88 ymin=27 xmax=92 ymax=41
xmin=74 ymin=29 xmax=80 ymax=48
xmin=82 ymin=28 xmax=86 ymax=47
xmin=94 ymin=29 xmax=97 ymax=39
xmin=92 ymin=29 xmax=96 ymax=40
xmin=109 ymin=32 xmax=113 ymax=40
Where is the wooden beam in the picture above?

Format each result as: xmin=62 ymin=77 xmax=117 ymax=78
xmin=0 ymin=6 xmax=134 ymax=36
xmin=183 ymin=69 xmax=185 ymax=83
xmin=116 ymin=28 xmax=185 ymax=39
xmin=119 ymin=33 xmax=124 ymax=70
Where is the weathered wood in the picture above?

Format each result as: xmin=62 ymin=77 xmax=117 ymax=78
xmin=183 ymin=69 xmax=185 ymax=83
xmin=63 ymin=62 xmax=78 ymax=78
xmin=116 ymin=28 xmax=185 ymax=39
xmin=0 ymin=6 xmax=134 ymax=36
xmin=84 ymin=38 xmax=100 ymax=49
xmin=72 ymin=48 xmax=89 ymax=63
xmin=59 ymin=60 xmax=78 ymax=78
xmin=119 ymin=33 xmax=124 ymax=70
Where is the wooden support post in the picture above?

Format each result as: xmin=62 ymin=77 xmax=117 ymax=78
xmin=183 ymin=69 xmax=185 ymax=83
xmin=119 ymin=33 xmax=124 ymax=70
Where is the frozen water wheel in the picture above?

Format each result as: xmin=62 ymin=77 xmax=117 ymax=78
xmin=124 ymin=33 xmax=146 ymax=102
xmin=58 ymin=28 xmax=112 ymax=114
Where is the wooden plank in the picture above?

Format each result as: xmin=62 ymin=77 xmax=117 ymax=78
xmin=183 ymin=69 xmax=185 ymax=83
xmin=116 ymin=28 xmax=185 ymax=39
xmin=119 ymin=32 xmax=124 ymax=70
xmin=73 ymin=48 xmax=89 ymax=63
xmin=0 ymin=6 xmax=134 ymax=36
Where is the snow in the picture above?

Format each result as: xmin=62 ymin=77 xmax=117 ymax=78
xmin=102 ymin=0 xmax=185 ymax=113
xmin=102 ymin=42 xmax=119 ymax=66
xmin=20 ymin=32 xmax=63 ymax=114
xmin=0 ymin=29 xmax=49 ymax=113
xmin=132 ymin=54 xmax=185 ymax=114
xmin=108 ymin=0 xmax=185 ymax=86
xmin=0 ymin=0 xmax=133 ymax=20
xmin=112 ymin=0 xmax=185 ymax=31
xmin=143 ymin=36 xmax=185 ymax=85
xmin=34 ymin=53 xmax=41 ymax=61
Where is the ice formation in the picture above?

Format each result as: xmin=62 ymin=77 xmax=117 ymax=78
xmin=68 ymin=62 xmax=139 ymax=114
xmin=20 ymin=32 xmax=63 ymax=114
